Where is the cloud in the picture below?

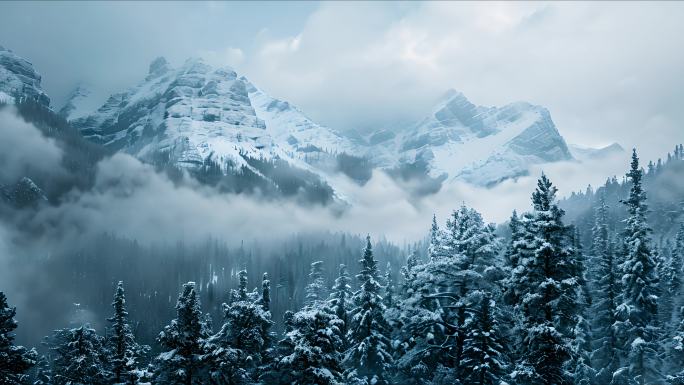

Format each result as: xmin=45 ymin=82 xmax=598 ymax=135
xmin=10 ymin=146 xmax=631 ymax=252
xmin=240 ymin=2 xmax=684 ymax=162
xmin=0 ymin=107 xmax=64 ymax=183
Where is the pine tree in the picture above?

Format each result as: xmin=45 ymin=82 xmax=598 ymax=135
xmin=441 ymin=205 xmax=502 ymax=374
xmin=0 ymin=292 xmax=37 ymax=384
xmin=614 ymin=149 xmax=663 ymax=385
xmin=667 ymin=306 xmax=684 ymax=384
xmin=305 ymin=261 xmax=327 ymax=308
xmin=329 ymin=264 xmax=353 ymax=347
xmin=507 ymin=175 xmax=577 ymax=385
xmin=570 ymin=227 xmax=595 ymax=385
xmin=460 ymin=291 xmax=509 ymax=385
xmin=48 ymin=326 xmax=109 ymax=385
xmin=260 ymin=272 xmax=271 ymax=313
xmin=384 ymin=262 xmax=395 ymax=309
xmin=272 ymin=308 xmax=345 ymax=385
xmin=571 ymin=313 xmax=596 ymax=385
xmin=31 ymin=355 xmax=52 ymax=385
xmin=205 ymin=272 xmax=271 ymax=384
xmin=345 ymin=236 xmax=393 ymax=385
xmin=258 ymin=272 xmax=275 ymax=384
xmin=663 ymin=224 xmax=684 ymax=330
xmin=590 ymin=195 xmax=621 ymax=384
xmin=106 ymin=281 xmax=148 ymax=384
xmin=154 ymin=282 xmax=210 ymax=385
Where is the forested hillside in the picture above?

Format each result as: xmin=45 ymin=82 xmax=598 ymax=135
xmin=3 ymin=145 xmax=684 ymax=384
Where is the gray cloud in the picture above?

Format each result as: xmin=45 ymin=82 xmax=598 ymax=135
xmin=0 ymin=107 xmax=64 ymax=183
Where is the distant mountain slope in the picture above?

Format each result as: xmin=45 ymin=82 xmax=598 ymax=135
xmin=383 ymin=90 xmax=574 ymax=186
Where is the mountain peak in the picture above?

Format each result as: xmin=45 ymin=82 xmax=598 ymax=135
xmin=147 ymin=56 xmax=169 ymax=79
xmin=0 ymin=45 xmax=50 ymax=107
xmin=438 ymin=88 xmax=468 ymax=104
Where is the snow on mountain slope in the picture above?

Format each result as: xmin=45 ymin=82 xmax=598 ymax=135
xmin=570 ymin=142 xmax=624 ymax=161
xmin=75 ymin=57 xmax=277 ymax=170
xmin=59 ymin=83 xmax=105 ymax=121
xmin=390 ymin=90 xmax=573 ymax=186
xmin=71 ymin=57 xmax=368 ymax=200
xmin=245 ymin=78 xmax=360 ymax=158
xmin=0 ymin=44 xmax=573 ymax=190
xmin=0 ymin=46 xmax=50 ymax=107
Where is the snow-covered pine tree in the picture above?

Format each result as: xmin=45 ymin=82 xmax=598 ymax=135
xmin=31 ymin=355 xmax=52 ymax=385
xmin=399 ymin=250 xmax=420 ymax=298
xmin=48 ymin=325 xmax=109 ymax=385
xmin=235 ymin=270 xmax=248 ymax=302
xmin=260 ymin=272 xmax=271 ymax=313
xmin=440 ymin=205 xmax=502 ymax=374
xmin=258 ymin=272 xmax=276 ymax=384
xmin=460 ymin=291 xmax=509 ymax=385
xmin=667 ymin=305 xmax=684 ymax=384
xmin=205 ymin=272 xmax=271 ymax=384
xmin=345 ymin=235 xmax=394 ymax=385
xmin=305 ymin=261 xmax=327 ymax=308
xmin=507 ymin=174 xmax=577 ymax=385
xmin=569 ymin=228 xmax=595 ymax=385
xmin=662 ymin=224 xmax=684 ymax=331
xmin=393 ymin=207 xmax=499 ymax=385
xmin=590 ymin=195 xmax=621 ymax=384
xmin=504 ymin=210 xmax=523 ymax=269
xmin=329 ymin=264 xmax=353 ymax=347
xmin=154 ymin=282 xmax=210 ymax=385
xmin=614 ymin=149 xmax=663 ymax=385
xmin=428 ymin=214 xmax=447 ymax=261
xmin=571 ymin=312 xmax=596 ymax=385
xmin=106 ymin=281 xmax=148 ymax=384
xmin=0 ymin=292 xmax=37 ymax=384
xmin=384 ymin=262 xmax=395 ymax=309
xmin=271 ymin=307 xmax=346 ymax=385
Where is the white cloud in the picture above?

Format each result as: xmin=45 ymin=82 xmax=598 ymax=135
xmin=239 ymin=2 xmax=684 ymax=163
xmin=0 ymin=107 xmax=64 ymax=183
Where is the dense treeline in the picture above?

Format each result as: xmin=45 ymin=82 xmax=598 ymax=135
xmin=3 ymin=148 xmax=684 ymax=384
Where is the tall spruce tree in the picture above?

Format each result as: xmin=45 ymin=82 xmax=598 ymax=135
xmin=507 ymin=174 xmax=578 ymax=385
xmin=613 ymin=149 xmax=663 ymax=385
xmin=305 ymin=261 xmax=327 ymax=308
xmin=667 ymin=304 xmax=684 ymax=384
xmin=272 ymin=308 xmax=346 ymax=385
xmin=329 ymin=264 xmax=353 ymax=347
xmin=384 ymin=262 xmax=395 ymax=309
xmin=442 ymin=205 xmax=502 ymax=374
xmin=154 ymin=282 xmax=210 ymax=385
xmin=49 ymin=326 xmax=109 ymax=385
xmin=663 ymin=224 xmax=684 ymax=330
xmin=460 ymin=291 xmax=509 ymax=385
xmin=106 ymin=281 xmax=148 ymax=384
xmin=345 ymin=236 xmax=393 ymax=385
xmin=205 ymin=271 xmax=271 ymax=384
xmin=590 ymin=195 xmax=621 ymax=384
xmin=0 ymin=292 xmax=37 ymax=384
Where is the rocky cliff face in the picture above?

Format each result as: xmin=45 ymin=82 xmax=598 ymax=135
xmin=0 ymin=46 xmax=50 ymax=107
xmin=71 ymin=57 xmax=361 ymax=181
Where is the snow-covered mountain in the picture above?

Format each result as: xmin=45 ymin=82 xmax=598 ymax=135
xmin=0 ymin=46 xmax=50 ymax=107
xmin=71 ymin=57 xmax=361 ymax=183
xmin=0 ymin=48 xmax=594 ymax=191
xmin=569 ymin=142 xmax=624 ymax=161
xmin=58 ymin=83 xmax=103 ymax=121
xmin=374 ymin=90 xmax=574 ymax=186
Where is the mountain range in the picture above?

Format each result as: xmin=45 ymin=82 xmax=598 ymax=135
xmin=0 ymin=45 xmax=622 ymax=198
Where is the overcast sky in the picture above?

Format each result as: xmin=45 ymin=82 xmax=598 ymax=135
xmin=1 ymin=1 xmax=683 ymax=161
